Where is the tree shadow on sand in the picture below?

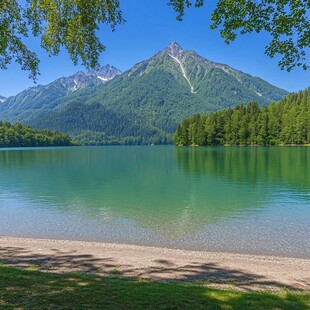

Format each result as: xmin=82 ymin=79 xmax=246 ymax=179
xmin=0 ymin=245 xmax=309 ymax=292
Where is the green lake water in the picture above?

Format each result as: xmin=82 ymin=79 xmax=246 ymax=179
xmin=0 ymin=146 xmax=309 ymax=257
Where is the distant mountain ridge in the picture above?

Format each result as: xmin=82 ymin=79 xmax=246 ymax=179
xmin=0 ymin=64 xmax=121 ymax=122
xmin=88 ymin=65 xmax=122 ymax=82
xmin=0 ymin=96 xmax=6 ymax=103
xmin=0 ymin=43 xmax=288 ymax=144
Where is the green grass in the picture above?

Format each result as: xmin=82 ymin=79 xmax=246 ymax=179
xmin=0 ymin=265 xmax=309 ymax=309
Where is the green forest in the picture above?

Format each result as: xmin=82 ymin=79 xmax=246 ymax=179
xmin=31 ymin=101 xmax=170 ymax=145
xmin=0 ymin=121 xmax=79 ymax=147
xmin=173 ymin=88 xmax=310 ymax=146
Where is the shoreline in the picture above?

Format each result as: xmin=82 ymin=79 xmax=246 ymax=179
xmin=0 ymin=236 xmax=309 ymax=291
xmin=1 ymin=233 xmax=309 ymax=260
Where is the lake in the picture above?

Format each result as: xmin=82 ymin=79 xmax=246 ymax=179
xmin=0 ymin=146 xmax=309 ymax=258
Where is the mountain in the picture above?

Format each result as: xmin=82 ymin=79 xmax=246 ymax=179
xmin=0 ymin=64 xmax=121 ymax=122
xmin=88 ymin=65 xmax=122 ymax=82
xmin=0 ymin=96 xmax=6 ymax=103
xmin=0 ymin=43 xmax=288 ymax=144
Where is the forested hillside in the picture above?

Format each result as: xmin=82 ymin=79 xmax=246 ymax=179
xmin=32 ymin=101 xmax=170 ymax=145
xmin=1 ymin=43 xmax=288 ymax=145
xmin=173 ymin=88 xmax=310 ymax=146
xmin=0 ymin=121 xmax=79 ymax=147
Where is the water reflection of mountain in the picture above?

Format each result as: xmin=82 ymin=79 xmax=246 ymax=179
xmin=0 ymin=146 xmax=304 ymax=237
xmin=175 ymin=146 xmax=310 ymax=191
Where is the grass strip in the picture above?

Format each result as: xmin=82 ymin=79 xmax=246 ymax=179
xmin=0 ymin=264 xmax=309 ymax=309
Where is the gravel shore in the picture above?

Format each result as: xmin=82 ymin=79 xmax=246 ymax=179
xmin=0 ymin=236 xmax=309 ymax=291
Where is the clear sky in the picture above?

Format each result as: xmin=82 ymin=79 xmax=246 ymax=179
xmin=1 ymin=0 xmax=309 ymax=97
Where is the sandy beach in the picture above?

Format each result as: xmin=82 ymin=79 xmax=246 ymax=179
xmin=0 ymin=236 xmax=309 ymax=291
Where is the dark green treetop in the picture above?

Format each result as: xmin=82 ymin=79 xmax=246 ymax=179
xmin=173 ymin=87 xmax=310 ymax=146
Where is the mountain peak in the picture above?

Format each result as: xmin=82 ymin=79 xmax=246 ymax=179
xmin=165 ymin=42 xmax=184 ymax=57
xmin=88 ymin=64 xmax=122 ymax=82
xmin=0 ymin=95 xmax=6 ymax=103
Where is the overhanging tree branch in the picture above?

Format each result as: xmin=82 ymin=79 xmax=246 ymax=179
xmin=1 ymin=0 xmax=310 ymax=79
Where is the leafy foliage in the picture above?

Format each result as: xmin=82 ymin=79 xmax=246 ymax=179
xmin=0 ymin=121 xmax=79 ymax=147
xmin=168 ymin=0 xmax=204 ymax=20
xmin=174 ymin=87 xmax=310 ymax=146
xmin=0 ymin=0 xmax=39 ymax=79
xmin=169 ymin=0 xmax=310 ymax=71
xmin=0 ymin=0 xmax=123 ymax=78
xmin=1 ymin=1 xmax=310 ymax=77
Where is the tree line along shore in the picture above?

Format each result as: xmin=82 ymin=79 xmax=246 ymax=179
xmin=0 ymin=121 xmax=79 ymax=147
xmin=1 ymin=88 xmax=310 ymax=148
xmin=173 ymin=88 xmax=310 ymax=146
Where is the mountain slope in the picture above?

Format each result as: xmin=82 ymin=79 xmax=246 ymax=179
xmin=0 ymin=96 xmax=6 ymax=103
xmin=163 ymin=42 xmax=287 ymax=107
xmin=1 ymin=43 xmax=289 ymax=144
xmin=32 ymin=100 xmax=170 ymax=145
xmin=0 ymin=65 xmax=121 ymax=122
xmin=33 ymin=42 xmax=287 ymax=144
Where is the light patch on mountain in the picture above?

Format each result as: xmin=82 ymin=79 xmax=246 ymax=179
xmin=0 ymin=96 xmax=6 ymax=103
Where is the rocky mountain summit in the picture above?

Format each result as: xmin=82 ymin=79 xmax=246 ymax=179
xmin=0 ymin=65 xmax=121 ymax=122
xmin=88 ymin=64 xmax=121 ymax=82
xmin=0 ymin=95 xmax=6 ymax=103
xmin=0 ymin=42 xmax=288 ymax=144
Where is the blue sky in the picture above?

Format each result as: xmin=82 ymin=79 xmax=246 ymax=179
xmin=1 ymin=0 xmax=309 ymax=97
